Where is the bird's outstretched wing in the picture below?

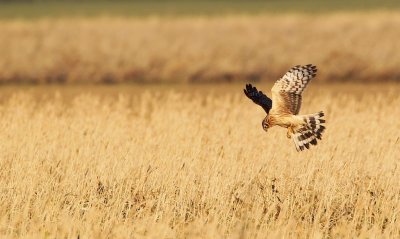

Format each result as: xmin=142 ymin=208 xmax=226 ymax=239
xmin=271 ymin=64 xmax=317 ymax=115
xmin=244 ymin=84 xmax=273 ymax=114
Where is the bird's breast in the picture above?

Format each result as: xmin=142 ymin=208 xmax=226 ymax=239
xmin=268 ymin=114 xmax=294 ymax=128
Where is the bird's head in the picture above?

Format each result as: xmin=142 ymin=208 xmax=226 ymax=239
xmin=262 ymin=117 xmax=270 ymax=132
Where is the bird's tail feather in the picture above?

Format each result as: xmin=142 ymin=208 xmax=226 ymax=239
xmin=292 ymin=111 xmax=326 ymax=151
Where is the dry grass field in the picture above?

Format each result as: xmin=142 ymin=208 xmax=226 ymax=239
xmin=1 ymin=13 xmax=400 ymax=84
xmin=0 ymin=84 xmax=399 ymax=238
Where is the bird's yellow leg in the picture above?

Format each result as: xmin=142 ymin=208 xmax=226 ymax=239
xmin=287 ymin=126 xmax=294 ymax=139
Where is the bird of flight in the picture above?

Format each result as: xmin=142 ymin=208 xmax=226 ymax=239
xmin=244 ymin=64 xmax=325 ymax=151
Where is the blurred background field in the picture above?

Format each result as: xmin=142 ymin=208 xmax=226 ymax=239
xmin=1 ymin=1 xmax=400 ymax=238
xmin=0 ymin=0 xmax=399 ymax=84
xmin=1 ymin=14 xmax=400 ymax=84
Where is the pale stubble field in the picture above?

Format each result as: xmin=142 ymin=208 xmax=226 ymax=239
xmin=0 ymin=84 xmax=399 ymax=238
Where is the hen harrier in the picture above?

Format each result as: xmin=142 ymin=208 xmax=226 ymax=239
xmin=244 ymin=64 xmax=325 ymax=151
